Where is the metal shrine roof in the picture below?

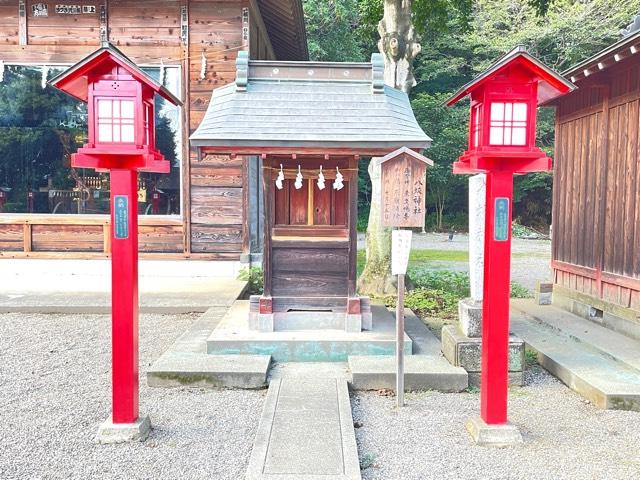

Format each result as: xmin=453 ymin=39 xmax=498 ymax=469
xmin=190 ymin=52 xmax=432 ymax=155
xmin=446 ymin=45 xmax=575 ymax=107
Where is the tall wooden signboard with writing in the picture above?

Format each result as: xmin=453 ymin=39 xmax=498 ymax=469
xmin=380 ymin=147 xmax=433 ymax=406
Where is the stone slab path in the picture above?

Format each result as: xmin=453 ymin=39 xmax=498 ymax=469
xmin=246 ymin=377 xmax=361 ymax=480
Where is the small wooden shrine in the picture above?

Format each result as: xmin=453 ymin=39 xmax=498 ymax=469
xmin=191 ymin=52 xmax=431 ymax=332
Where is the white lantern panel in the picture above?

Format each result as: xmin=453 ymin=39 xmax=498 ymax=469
xmin=513 ymin=103 xmax=527 ymax=121
xmin=97 ymin=99 xmax=111 ymax=118
xmin=121 ymin=124 xmax=135 ymax=143
xmin=98 ymin=123 xmax=112 ymax=142
xmin=121 ymin=100 xmax=134 ymax=119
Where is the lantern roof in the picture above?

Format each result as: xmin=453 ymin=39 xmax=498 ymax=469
xmin=446 ymin=45 xmax=575 ymax=107
xmin=190 ymin=52 xmax=432 ymax=156
xmin=49 ymin=42 xmax=182 ymax=106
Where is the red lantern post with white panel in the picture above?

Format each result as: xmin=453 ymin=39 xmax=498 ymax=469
xmin=50 ymin=43 xmax=181 ymax=443
xmin=446 ymin=46 xmax=574 ymax=445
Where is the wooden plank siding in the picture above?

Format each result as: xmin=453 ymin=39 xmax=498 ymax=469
xmin=0 ymin=0 xmax=278 ymax=258
xmin=553 ymin=58 xmax=640 ymax=313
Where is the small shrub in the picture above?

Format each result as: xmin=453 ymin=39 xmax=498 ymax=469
xmin=384 ymin=287 xmax=460 ymax=319
xmin=525 ymin=349 xmax=538 ymax=368
xmin=510 ymin=281 xmax=531 ymax=298
xmin=408 ymin=268 xmax=470 ymax=298
xmin=237 ymin=267 xmax=264 ymax=295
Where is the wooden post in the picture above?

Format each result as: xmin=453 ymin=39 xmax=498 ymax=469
xmin=396 ymin=272 xmax=405 ymax=407
xmin=480 ymin=170 xmax=513 ymax=424
xmin=109 ymin=169 xmax=140 ymax=424
xmin=261 ymin=154 xmax=272 ymax=298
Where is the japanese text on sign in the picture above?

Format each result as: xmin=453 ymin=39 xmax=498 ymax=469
xmin=494 ymin=197 xmax=509 ymax=241
xmin=114 ymin=195 xmax=129 ymax=240
xmin=381 ymin=152 xmax=428 ymax=228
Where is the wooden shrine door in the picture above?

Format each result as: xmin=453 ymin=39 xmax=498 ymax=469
xmin=263 ymin=156 xmax=358 ymax=312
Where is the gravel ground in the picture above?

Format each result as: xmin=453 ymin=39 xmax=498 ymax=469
xmin=353 ymin=367 xmax=640 ymax=480
xmin=0 ymin=312 xmax=265 ymax=480
xmin=357 ymin=232 xmax=551 ymax=291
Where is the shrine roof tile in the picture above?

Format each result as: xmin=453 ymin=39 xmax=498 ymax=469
xmin=190 ymin=53 xmax=432 ymax=155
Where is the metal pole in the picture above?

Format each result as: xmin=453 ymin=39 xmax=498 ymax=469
xmin=396 ymin=272 xmax=405 ymax=407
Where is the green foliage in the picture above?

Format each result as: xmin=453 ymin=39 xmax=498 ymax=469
xmin=510 ymin=281 xmax=532 ymax=298
xmin=385 ymin=287 xmax=461 ymax=319
xmin=238 ymin=267 xmax=264 ymax=295
xmin=408 ymin=267 xmax=471 ymax=296
xmin=303 ymin=0 xmax=366 ymax=61
xmin=525 ymin=348 xmax=539 ymax=367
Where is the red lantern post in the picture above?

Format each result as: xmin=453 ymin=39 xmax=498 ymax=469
xmin=446 ymin=46 xmax=574 ymax=445
xmin=50 ymin=43 xmax=181 ymax=443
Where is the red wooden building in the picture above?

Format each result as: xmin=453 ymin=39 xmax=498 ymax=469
xmin=548 ymin=26 xmax=640 ymax=339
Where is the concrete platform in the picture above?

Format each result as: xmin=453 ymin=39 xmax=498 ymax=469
xmin=511 ymin=302 xmax=640 ymax=411
xmin=207 ymin=302 xmax=412 ymax=362
xmin=245 ymin=377 xmax=360 ymax=480
xmin=0 ymin=258 xmax=247 ymax=314
xmin=0 ymin=278 xmax=247 ymax=314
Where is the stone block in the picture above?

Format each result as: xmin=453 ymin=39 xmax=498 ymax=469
xmin=96 ymin=415 xmax=151 ymax=444
xmin=248 ymin=312 xmax=274 ymax=332
xmin=535 ymin=281 xmax=553 ymax=305
xmin=465 ymin=417 xmax=523 ymax=447
xmin=468 ymin=371 xmax=524 ymax=388
xmin=441 ymin=325 xmax=524 ymax=386
xmin=344 ymin=314 xmax=362 ymax=333
xmin=459 ymin=298 xmax=483 ymax=338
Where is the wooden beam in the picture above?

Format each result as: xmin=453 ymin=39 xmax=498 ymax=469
xmin=262 ymin=154 xmax=272 ymax=297
xmin=347 ymin=157 xmax=358 ymax=298
xmin=18 ymin=0 xmax=27 ymax=46
xmin=181 ymin=0 xmax=191 ymax=255
xmin=23 ymin=224 xmax=31 ymax=252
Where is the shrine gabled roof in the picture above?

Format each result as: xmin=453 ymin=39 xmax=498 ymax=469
xmin=446 ymin=45 xmax=575 ymax=107
xmin=190 ymin=53 xmax=432 ymax=155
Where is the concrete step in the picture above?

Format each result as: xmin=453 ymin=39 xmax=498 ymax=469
xmin=245 ymin=377 xmax=360 ymax=480
xmin=147 ymin=352 xmax=271 ymax=389
xmin=349 ymin=355 xmax=467 ymax=392
xmin=510 ymin=313 xmax=640 ymax=411
xmin=208 ymin=301 xmax=412 ymax=362
xmin=511 ymin=299 xmax=640 ymax=372
xmin=349 ymin=311 xmax=468 ymax=392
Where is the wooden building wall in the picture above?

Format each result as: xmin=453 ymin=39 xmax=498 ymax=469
xmin=0 ymin=0 xmax=275 ymax=259
xmin=553 ymin=58 xmax=640 ymax=314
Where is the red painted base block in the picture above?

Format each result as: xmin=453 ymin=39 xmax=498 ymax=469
xmin=347 ymin=297 xmax=361 ymax=315
xmin=259 ymin=297 xmax=273 ymax=314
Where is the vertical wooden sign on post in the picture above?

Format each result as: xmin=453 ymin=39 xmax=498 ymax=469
xmin=380 ymin=147 xmax=433 ymax=407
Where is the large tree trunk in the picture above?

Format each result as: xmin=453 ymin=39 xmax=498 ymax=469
xmin=357 ymin=0 xmax=421 ymax=296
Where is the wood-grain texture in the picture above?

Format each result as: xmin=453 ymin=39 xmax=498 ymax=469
xmin=553 ymin=58 xmax=640 ymax=314
xmin=0 ymin=0 xmax=285 ymax=257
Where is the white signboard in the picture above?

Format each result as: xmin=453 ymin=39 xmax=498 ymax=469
xmin=392 ymin=229 xmax=413 ymax=275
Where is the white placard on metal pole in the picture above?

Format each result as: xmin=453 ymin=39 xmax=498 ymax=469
xmin=392 ymin=229 xmax=412 ymax=407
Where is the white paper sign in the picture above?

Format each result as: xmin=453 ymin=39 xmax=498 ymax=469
xmin=392 ymin=229 xmax=412 ymax=275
